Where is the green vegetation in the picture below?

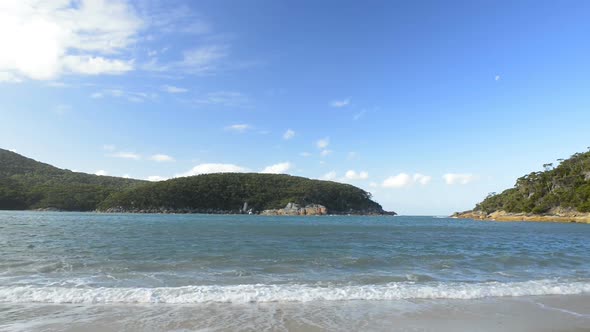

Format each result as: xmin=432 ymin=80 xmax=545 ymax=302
xmin=475 ymin=150 xmax=590 ymax=214
xmin=0 ymin=148 xmax=390 ymax=214
xmin=98 ymin=173 xmax=386 ymax=214
xmin=0 ymin=149 xmax=144 ymax=211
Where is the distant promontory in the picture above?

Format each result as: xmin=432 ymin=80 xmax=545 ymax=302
xmin=0 ymin=149 xmax=395 ymax=216
xmin=453 ymin=149 xmax=590 ymax=223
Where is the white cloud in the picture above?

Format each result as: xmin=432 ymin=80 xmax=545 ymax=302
xmin=443 ymin=173 xmax=477 ymax=185
xmin=316 ymin=137 xmax=330 ymax=149
xmin=299 ymin=152 xmax=311 ymax=157
xmin=95 ymin=170 xmax=108 ymax=176
xmin=382 ymin=173 xmax=412 ymax=188
xmin=162 ymin=85 xmax=188 ymax=93
xmin=103 ymin=144 xmax=116 ymax=151
xmin=61 ymin=55 xmax=133 ymax=75
xmin=122 ymin=174 xmax=131 ymax=179
xmin=110 ymin=152 xmax=141 ymax=160
xmin=413 ymin=173 xmax=432 ymax=185
xmin=0 ymin=0 xmax=142 ymax=82
xmin=177 ymin=163 xmax=249 ymax=177
xmin=261 ymin=162 xmax=292 ymax=174
xmin=0 ymin=72 xmax=22 ymax=83
xmin=382 ymin=172 xmax=433 ymax=188
xmin=330 ymin=98 xmax=350 ymax=108
xmin=320 ymin=149 xmax=332 ymax=157
xmin=225 ymin=124 xmax=251 ymax=133
xmin=283 ymin=129 xmax=295 ymax=140
xmin=322 ymin=171 xmax=337 ymax=181
xmin=147 ymin=175 xmax=167 ymax=182
xmin=495 ymin=75 xmax=501 ymax=81
xmin=150 ymin=154 xmax=175 ymax=162
xmin=8 ymin=148 xmax=17 ymax=153
xmin=369 ymin=182 xmax=378 ymax=188
xmin=345 ymin=170 xmax=369 ymax=180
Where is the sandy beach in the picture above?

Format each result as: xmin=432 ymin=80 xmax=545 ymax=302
xmin=2 ymin=295 xmax=590 ymax=332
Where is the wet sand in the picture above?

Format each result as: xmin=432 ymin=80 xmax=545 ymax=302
xmin=2 ymin=294 xmax=590 ymax=331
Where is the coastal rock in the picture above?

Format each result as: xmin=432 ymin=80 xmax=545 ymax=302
xmin=451 ymin=209 xmax=590 ymax=224
xmin=260 ymin=203 xmax=328 ymax=216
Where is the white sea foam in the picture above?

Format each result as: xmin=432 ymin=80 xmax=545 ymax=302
xmin=0 ymin=280 xmax=589 ymax=304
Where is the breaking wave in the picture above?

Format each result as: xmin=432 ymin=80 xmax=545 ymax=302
xmin=1 ymin=279 xmax=589 ymax=304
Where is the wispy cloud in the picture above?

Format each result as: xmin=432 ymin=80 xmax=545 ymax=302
xmin=322 ymin=171 xmax=337 ymax=181
xmin=443 ymin=173 xmax=477 ymax=185
xmin=316 ymin=137 xmax=330 ymax=149
xmin=330 ymin=98 xmax=350 ymax=108
xmin=300 ymin=152 xmax=312 ymax=157
xmin=320 ymin=149 xmax=332 ymax=157
xmin=150 ymin=154 xmax=175 ymax=162
xmin=91 ymin=89 xmax=157 ymax=103
xmin=495 ymin=75 xmax=501 ymax=81
xmin=192 ymin=91 xmax=250 ymax=108
xmin=180 ymin=45 xmax=229 ymax=73
xmin=177 ymin=163 xmax=249 ymax=177
xmin=261 ymin=162 xmax=292 ymax=174
xmin=353 ymin=109 xmax=367 ymax=120
xmin=283 ymin=129 xmax=295 ymax=140
xmin=46 ymin=81 xmax=69 ymax=88
xmin=53 ymin=104 xmax=71 ymax=115
xmin=161 ymin=85 xmax=188 ymax=93
xmin=102 ymin=144 xmax=116 ymax=151
xmin=225 ymin=124 xmax=251 ymax=133
xmin=109 ymin=152 xmax=141 ymax=160
xmin=144 ymin=5 xmax=211 ymax=36
xmin=413 ymin=173 xmax=432 ymax=185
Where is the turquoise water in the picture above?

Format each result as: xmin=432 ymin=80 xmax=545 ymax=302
xmin=1 ymin=211 xmax=590 ymax=304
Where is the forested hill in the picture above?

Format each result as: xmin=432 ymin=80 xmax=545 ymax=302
xmin=472 ymin=150 xmax=590 ymax=215
xmin=0 ymin=149 xmax=144 ymax=211
xmin=0 ymin=149 xmax=392 ymax=215
xmin=97 ymin=173 xmax=388 ymax=214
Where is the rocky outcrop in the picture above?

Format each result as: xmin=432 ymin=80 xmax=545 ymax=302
xmin=260 ymin=203 xmax=328 ymax=216
xmin=452 ymin=209 xmax=590 ymax=224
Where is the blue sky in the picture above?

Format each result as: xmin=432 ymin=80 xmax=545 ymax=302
xmin=1 ymin=0 xmax=590 ymax=215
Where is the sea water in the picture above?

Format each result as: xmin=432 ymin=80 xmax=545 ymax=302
xmin=1 ymin=211 xmax=590 ymax=331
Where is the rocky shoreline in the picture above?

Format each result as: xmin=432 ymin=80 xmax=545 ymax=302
xmin=99 ymin=202 xmax=396 ymax=216
xmin=452 ymin=210 xmax=590 ymax=224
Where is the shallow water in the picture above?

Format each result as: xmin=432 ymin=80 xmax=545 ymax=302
xmin=1 ymin=211 xmax=589 ymax=330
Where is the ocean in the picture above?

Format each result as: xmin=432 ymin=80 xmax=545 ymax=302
xmin=1 ymin=211 xmax=590 ymax=331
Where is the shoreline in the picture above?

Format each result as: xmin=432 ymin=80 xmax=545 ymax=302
xmin=0 ymin=209 xmax=396 ymax=217
xmin=3 ymin=294 xmax=590 ymax=331
xmin=452 ymin=210 xmax=590 ymax=224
